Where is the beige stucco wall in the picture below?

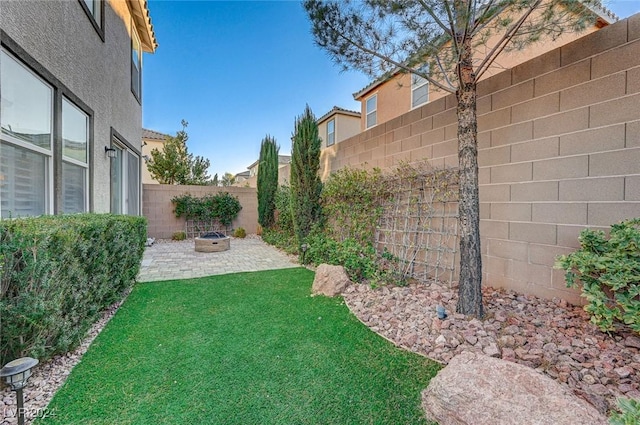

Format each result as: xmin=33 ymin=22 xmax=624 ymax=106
xmin=143 ymin=184 xmax=259 ymax=238
xmin=141 ymin=139 xmax=165 ymax=184
xmin=326 ymin=13 xmax=640 ymax=303
xmin=357 ymin=19 xmax=601 ymax=131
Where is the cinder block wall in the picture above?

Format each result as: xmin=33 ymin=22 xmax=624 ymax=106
xmin=143 ymin=185 xmax=258 ymax=239
xmin=321 ymin=14 xmax=640 ymax=303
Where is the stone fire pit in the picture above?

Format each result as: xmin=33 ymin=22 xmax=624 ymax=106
xmin=194 ymin=231 xmax=230 ymax=252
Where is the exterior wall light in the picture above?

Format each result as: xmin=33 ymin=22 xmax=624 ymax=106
xmin=105 ymin=146 xmax=117 ymax=158
xmin=1 ymin=357 xmax=39 ymax=425
xmin=301 ymin=243 xmax=309 ymax=264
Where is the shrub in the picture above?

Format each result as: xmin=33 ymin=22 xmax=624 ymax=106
xmin=257 ymin=135 xmax=279 ymax=228
xmin=0 ymin=214 xmax=146 ymax=364
xmin=172 ymin=231 xmax=187 ymax=241
xmin=556 ymin=218 xmax=640 ymax=333
xmin=172 ymin=192 xmax=242 ymax=227
xmin=233 ymin=227 xmax=246 ymax=238
xmin=609 ymin=397 xmax=640 ymax=425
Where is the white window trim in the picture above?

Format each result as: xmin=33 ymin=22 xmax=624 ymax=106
xmin=327 ymin=118 xmax=335 ymax=146
xmin=411 ymin=65 xmax=430 ymax=109
xmin=365 ymin=93 xmax=377 ymax=129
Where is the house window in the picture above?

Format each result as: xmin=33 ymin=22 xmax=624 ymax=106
xmin=82 ymin=0 xmax=101 ymax=26
xmin=111 ymin=138 xmax=140 ymax=215
xmin=62 ymin=98 xmax=89 ymax=213
xmin=327 ymin=119 xmax=335 ymax=146
xmin=131 ymin=24 xmax=142 ymax=102
xmin=411 ymin=64 xmax=430 ymax=108
xmin=366 ymin=94 xmax=377 ymax=128
xmin=0 ymin=49 xmax=53 ymax=218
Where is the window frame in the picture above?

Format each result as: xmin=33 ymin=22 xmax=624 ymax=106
xmin=61 ymin=97 xmax=90 ymax=213
xmin=1 ymin=49 xmax=55 ymax=218
xmin=411 ymin=64 xmax=430 ymax=109
xmin=326 ymin=118 xmax=335 ymax=146
xmin=131 ymin=22 xmax=142 ymax=103
xmin=365 ymin=93 xmax=377 ymax=129
xmin=110 ymin=128 xmax=141 ymax=216
xmin=78 ymin=0 xmax=105 ymax=41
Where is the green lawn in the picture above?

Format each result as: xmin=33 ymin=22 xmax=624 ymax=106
xmin=38 ymin=268 xmax=439 ymax=424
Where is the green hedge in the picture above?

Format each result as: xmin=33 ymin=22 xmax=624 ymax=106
xmin=0 ymin=214 xmax=147 ymax=364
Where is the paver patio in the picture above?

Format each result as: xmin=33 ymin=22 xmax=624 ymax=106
xmin=138 ymin=237 xmax=299 ymax=282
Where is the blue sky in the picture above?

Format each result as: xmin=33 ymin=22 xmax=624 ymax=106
xmin=142 ymin=0 xmax=640 ymax=178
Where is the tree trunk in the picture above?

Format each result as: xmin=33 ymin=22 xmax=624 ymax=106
xmin=456 ymin=35 xmax=484 ymax=318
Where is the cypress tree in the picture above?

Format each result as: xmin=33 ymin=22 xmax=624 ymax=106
xmin=257 ymin=135 xmax=279 ymax=228
xmin=290 ymin=105 xmax=322 ymax=245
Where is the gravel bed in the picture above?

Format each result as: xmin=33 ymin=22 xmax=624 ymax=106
xmin=343 ymin=282 xmax=640 ymax=415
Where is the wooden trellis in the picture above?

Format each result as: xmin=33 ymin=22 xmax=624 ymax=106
xmin=375 ymin=165 xmax=459 ymax=285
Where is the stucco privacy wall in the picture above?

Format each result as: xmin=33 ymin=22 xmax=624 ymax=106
xmin=321 ymin=14 xmax=640 ymax=303
xmin=0 ymin=0 xmax=144 ymax=212
xmin=143 ymin=184 xmax=259 ymax=239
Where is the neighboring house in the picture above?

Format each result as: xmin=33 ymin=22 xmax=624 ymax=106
xmin=234 ymin=170 xmax=251 ymax=185
xmin=353 ymin=6 xmax=617 ymax=131
xmin=240 ymin=155 xmax=291 ymax=188
xmin=317 ymin=106 xmax=361 ymax=181
xmin=0 ymin=0 xmax=157 ymax=218
xmin=141 ymin=128 xmax=170 ymax=184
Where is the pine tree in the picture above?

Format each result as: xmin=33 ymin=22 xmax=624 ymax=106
xmin=257 ymin=135 xmax=279 ymax=228
xmin=290 ymin=105 xmax=322 ymax=245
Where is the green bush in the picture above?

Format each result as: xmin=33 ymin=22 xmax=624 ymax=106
xmin=0 ymin=214 xmax=146 ymax=364
xmin=609 ymin=397 xmax=640 ymax=425
xmin=556 ymin=218 xmax=640 ymax=333
xmin=172 ymin=192 xmax=242 ymax=227
xmin=172 ymin=231 xmax=187 ymax=241
xmin=233 ymin=227 xmax=246 ymax=238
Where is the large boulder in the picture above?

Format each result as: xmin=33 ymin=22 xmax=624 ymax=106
xmin=422 ymin=352 xmax=608 ymax=425
xmin=312 ymin=264 xmax=351 ymax=297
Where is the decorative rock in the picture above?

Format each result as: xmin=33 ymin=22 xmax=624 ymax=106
xmin=624 ymin=336 xmax=640 ymax=349
xmin=311 ymin=264 xmax=351 ymax=297
xmin=421 ymin=352 xmax=609 ymax=425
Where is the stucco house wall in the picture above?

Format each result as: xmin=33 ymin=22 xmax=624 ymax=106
xmin=0 ymin=0 xmax=155 ymax=215
xmin=323 ymin=13 xmax=640 ymax=303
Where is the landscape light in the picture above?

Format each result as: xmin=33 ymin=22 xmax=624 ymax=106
xmin=0 ymin=357 xmax=39 ymax=425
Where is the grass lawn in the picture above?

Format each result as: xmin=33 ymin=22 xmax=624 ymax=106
xmin=37 ymin=268 xmax=439 ymax=425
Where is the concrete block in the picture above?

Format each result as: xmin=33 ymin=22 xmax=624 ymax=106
xmin=560 ymin=19 xmax=628 ymax=66
xmin=480 ymin=219 xmax=510 ymax=239
xmin=479 ymin=184 xmax=511 ymax=202
xmin=628 ymin=120 xmax=640 ymax=148
xmin=507 ymin=260 xmax=552 ymax=286
xmin=411 ymin=116 xmax=433 ymax=136
xmin=591 ymin=39 xmax=640 ymax=79
xmin=444 ymin=155 xmax=458 ymax=168
xmin=625 ymin=176 xmax=640 ymax=200
xmin=485 ymin=255 xmax=510 ymax=277
xmin=478 ymin=108 xmax=510 ymax=131
xmin=402 ymin=107 xmax=422 ymax=127
xmin=477 ymin=95 xmax=492 ymax=115
xmin=478 ymin=145 xmax=510 ymax=167
xmin=444 ymin=124 xmax=457 ymax=141
xmin=534 ymin=59 xmax=590 ymax=97
xmin=587 ymin=202 xmax=640 ymax=226
xmin=512 ymin=93 xmax=560 ymax=123
xmin=478 ymin=131 xmax=491 ymax=149
xmin=557 ymin=224 xmax=588 ymax=249
xmin=433 ymin=108 xmax=457 ymax=129
xmin=410 ymin=145 xmax=433 ymax=162
xmin=364 ymin=136 xmax=381 ymax=151
xmin=511 ymin=181 xmax=559 ymax=201
xmin=401 ymin=135 xmax=421 ymax=151
xmin=529 ymin=243 xmax=574 ymax=266
xmin=532 ymin=203 xmax=587 ymax=225
xmin=533 ymin=108 xmax=589 ymax=139
xmin=532 ymin=155 xmax=589 ymax=181
xmin=445 ymin=94 xmax=458 ymax=110
xmin=560 ymin=73 xmax=627 ymax=111
xmin=511 ymin=137 xmax=559 ymax=162
xmin=421 ymin=97 xmax=446 ymax=117
xmin=358 ymin=150 xmax=372 ymax=163
xmin=513 ymin=49 xmax=561 ymax=84
xmin=628 ymin=67 xmax=640 ymax=94
xmin=589 ymin=148 xmax=640 ymax=176
xmin=385 ymin=116 xmax=404 ymax=133
xmin=386 ymin=140 xmax=402 ymax=156
xmin=509 ymin=222 xmax=557 ymax=245
xmin=492 ymin=80 xmax=534 ymax=111
xmin=480 ymin=202 xmax=491 ymax=219
xmin=393 ymin=124 xmax=411 ymax=141
xmin=432 ymin=139 xmax=458 ymax=159
xmin=492 ymin=121 xmax=534 ymax=146
xmin=491 ymin=162 xmax=532 ymax=183
xmin=421 ymin=127 xmax=446 ymax=147
xmin=479 ymin=167 xmax=491 ymax=185
xmin=491 ymin=202 xmax=532 ymax=221
xmin=478 ymin=69 xmax=512 ymax=97
xmin=487 ymin=238 xmax=529 ymax=261
xmin=559 ymin=177 xmax=625 ymax=201
xmin=559 ymin=124 xmax=625 ymax=155
xmin=589 ymin=93 xmax=640 ymax=127
xmin=630 ymin=12 xmax=640 ymax=41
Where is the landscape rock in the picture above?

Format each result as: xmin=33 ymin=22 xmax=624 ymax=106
xmin=421 ymin=352 xmax=609 ymax=425
xmin=311 ymin=264 xmax=351 ymax=297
